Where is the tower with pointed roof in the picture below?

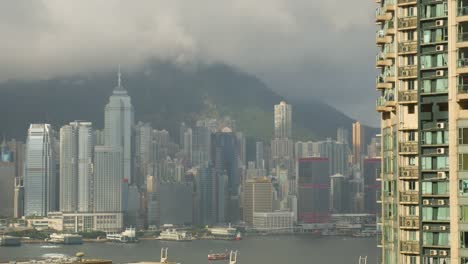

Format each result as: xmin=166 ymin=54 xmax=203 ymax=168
xmin=104 ymin=67 xmax=134 ymax=182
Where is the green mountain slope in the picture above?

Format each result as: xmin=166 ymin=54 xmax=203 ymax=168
xmin=0 ymin=62 xmax=377 ymax=143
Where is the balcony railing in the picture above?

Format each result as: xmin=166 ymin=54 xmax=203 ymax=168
xmin=398 ymin=66 xmax=417 ymax=78
xmin=459 ymin=58 xmax=468 ymax=68
xmin=421 ymin=86 xmax=448 ymax=94
xmin=459 ymin=32 xmax=468 ymax=43
xmin=459 ymin=84 xmax=468 ymax=94
xmin=399 ymin=165 xmax=418 ymax=179
xmin=459 ymin=6 xmax=468 ymax=17
xmin=400 ymin=191 xmax=418 ymax=204
xmin=399 ymin=141 xmax=417 ymax=153
xmin=400 ymin=216 xmax=419 ymax=229
xmin=397 ymin=0 xmax=416 ymax=5
xmin=398 ymin=16 xmax=417 ymax=29
xmin=400 ymin=241 xmax=419 ymax=254
xmin=398 ymin=90 xmax=417 ymax=103
xmin=398 ymin=41 xmax=417 ymax=53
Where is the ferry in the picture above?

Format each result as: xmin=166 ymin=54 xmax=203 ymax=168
xmin=47 ymin=233 xmax=83 ymax=245
xmin=208 ymin=252 xmax=229 ymax=261
xmin=208 ymin=224 xmax=239 ymax=240
xmin=106 ymin=227 xmax=138 ymax=243
xmin=156 ymin=229 xmax=192 ymax=241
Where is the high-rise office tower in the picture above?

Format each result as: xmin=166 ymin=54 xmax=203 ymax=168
xmin=374 ymin=1 xmax=457 ymax=263
xmin=192 ymin=126 xmax=211 ymax=167
xmin=337 ymin=127 xmax=350 ymax=144
xmin=104 ymin=69 xmax=134 ymax=182
xmin=93 ymin=146 xmax=123 ymax=212
xmin=352 ymin=121 xmax=365 ymax=167
xmin=297 ymin=157 xmax=330 ymax=224
xmin=24 ymin=124 xmax=58 ymax=216
xmin=242 ymin=177 xmax=273 ymax=224
xmin=330 ymin=174 xmax=346 ymax=214
xmin=274 ymin=101 xmax=292 ymax=139
xmin=0 ymin=141 xmax=15 ymax=217
xmin=183 ymin=128 xmax=193 ymax=165
xmin=60 ymin=121 xmax=94 ymax=212
xmin=256 ymin=141 xmax=265 ymax=170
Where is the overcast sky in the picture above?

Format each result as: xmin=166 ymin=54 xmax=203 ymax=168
xmin=0 ymin=1 xmax=378 ymax=126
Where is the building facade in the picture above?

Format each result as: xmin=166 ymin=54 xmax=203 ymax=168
xmin=93 ymin=146 xmax=123 ymax=212
xmin=243 ymin=177 xmax=273 ymax=225
xmin=252 ymin=211 xmax=294 ymax=231
xmin=24 ymin=124 xmax=58 ymax=216
xmin=274 ymin=101 xmax=292 ymax=139
xmin=374 ymin=0 xmax=461 ymax=263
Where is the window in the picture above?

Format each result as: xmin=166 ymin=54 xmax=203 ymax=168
xmin=408 ymin=131 xmax=416 ymax=141
xmin=408 ymin=105 xmax=415 ymax=114
xmin=460 ymin=179 xmax=468 ymax=195
xmin=459 ymin=154 xmax=468 ymax=171
xmin=409 ymin=181 xmax=416 ymax=190
xmin=462 ymin=232 xmax=468 ymax=248
xmin=459 ymin=128 xmax=468 ymax=144
xmin=460 ymin=206 xmax=468 ymax=222
xmin=408 ymin=55 xmax=415 ymax=65
xmin=408 ymin=80 xmax=415 ymax=90
xmin=409 ymin=156 xmax=416 ymax=166
xmin=409 ymin=206 xmax=416 ymax=216
xmin=462 ymin=257 xmax=468 ymax=264
xmin=408 ymin=7 xmax=415 ymax=17
xmin=407 ymin=31 xmax=414 ymax=41
xmin=409 ymin=256 xmax=416 ymax=264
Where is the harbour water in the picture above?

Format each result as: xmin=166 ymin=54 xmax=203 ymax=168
xmin=0 ymin=235 xmax=378 ymax=264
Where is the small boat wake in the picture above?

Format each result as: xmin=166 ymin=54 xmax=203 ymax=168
xmin=40 ymin=245 xmax=62 ymax=249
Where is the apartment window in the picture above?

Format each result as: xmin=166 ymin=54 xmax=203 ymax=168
xmin=460 ymin=128 xmax=468 ymax=144
xmin=408 ymin=80 xmax=415 ymax=90
xmin=409 ymin=206 xmax=416 ymax=216
xmin=460 ymin=154 xmax=468 ymax=171
xmin=408 ymin=231 xmax=417 ymax=241
xmin=462 ymin=257 xmax=468 ymax=264
xmin=460 ymin=179 xmax=468 ymax=195
xmin=408 ymin=7 xmax=416 ymax=17
xmin=408 ymin=131 xmax=416 ymax=141
xmin=408 ymin=105 xmax=415 ymax=114
xmin=408 ymin=181 xmax=416 ymax=191
xmin=460 ymin=206 xmax=468 ymax=222
xmin=409 ymin=156 xmax=416 ymax=166
xmin=408 ymin=55 xmax=415 ymax=65
xmin=462 ymin=232 xmax=468 ymax=248
xmin=409 ymin=256 xmax=416 ymax=264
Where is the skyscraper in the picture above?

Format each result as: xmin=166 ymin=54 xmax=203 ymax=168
xmin=374 ymin=1 xmax=454 ymax=263
xmin=274 ymin=101 xmax=292 ymax=139
xmin=104 ymin=69 xmax=134 ymax=182
xmin=352 ymin=121 xmax=364 ymax=167
xmin=24 ymin=124 xmax=58 ymax=216
xmin=60 ymin=121 xmax=94 ymax=212
xmin=242 ymin=177 xmax=273 ymax=224
xmin=93 ymin=146 xmax=123 ymax=212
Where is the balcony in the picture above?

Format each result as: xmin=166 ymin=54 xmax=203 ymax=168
xmin=400 ymin=216 xmax=419 ymax=229
xmin=458 ymin=84 xmax=468 ymax=102
xmin=400 ymin=191 xmax=418 ymax=204
xmin=400 ymin=241 xmax=420 ymax=254
xmin=458 ymin=32 xmax=468 ymax=48
xmin=398 ymin=17 xmax=417 ymax=30
xmin=376 ymin=97 xmax=391 ymax=113
xmin=398 ymin=90 xmax=417 ymax=104
xmin=458 ymin=5 xmax=468 ymax=22
xmin=398 ymin=66 xmax=417 ymax=79
xmin=399 ymin=141 xmax=418 ymax=154
xmin=376 ymin=30 xmax=392 ymax=45
xmin=399 ymin=165 xmax=418 ymax=180
xmin=384 ymin=0 xmax=395 ymax=12
xmin=376 ymin=75 xmax=392 ymax=90
xmin=376 ymin=53 xmax=393 ymax=67
xmin=398 ymin=41 xmax=417 ymax=54
xmin=376 ymin=8 xmax=393 ymax=23
xmin=397 ymin=0 xmax=416 ymax=6
xmin=376 ymin=190 xmax=382 ymax=203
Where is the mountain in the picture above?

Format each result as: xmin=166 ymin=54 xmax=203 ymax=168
xmin=0 ymin=61 xmax=378 ymax=144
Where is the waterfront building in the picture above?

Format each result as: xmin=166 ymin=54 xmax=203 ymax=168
xmin=252 ymin=211 xmax=294 ymax=232
xmin=59 ymin=121 xmax=94 ymax=212
xmin=297 ymin=157 xmax=330 ymax=224
xmin=330 ymin=174 xmax=347 ymax=214
xmin=93 ymin=146 xmax=123 ymax=212
xmin=373 ymin=0 xmax=459 ymax=262
xmin=24 ymin=124 xmax=58 ymax=216
xmin=47 ymin=212 xmax=123 ymax=232
xmin=104 ymin=69 xmax=134 ymax=182
xmin=243 ymin=177 xmax=273 ymax=225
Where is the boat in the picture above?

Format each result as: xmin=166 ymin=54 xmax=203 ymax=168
xmin=106 ymin=227 xmax=138 ymax=243
xmin=234 ymin=232 xmax=242 ymax=241
xmin=156 ymin=229 xmax=192 ymax=241
xmin=208 ymin=251 xmax=229 ymax=261
xmin=47 ymin=233 xmax=83 ymax=244
xmin=208 ymin=223 xmax=238 ymax=240
xmin=40 ymin=244 xmax=61 ymax=249
xmin=0 ymin=235 xmax=21 ymax=246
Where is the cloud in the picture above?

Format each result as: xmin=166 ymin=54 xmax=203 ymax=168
xmin=0 ymin=0 xmax=378 ymax=126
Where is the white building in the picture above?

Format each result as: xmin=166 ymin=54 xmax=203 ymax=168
xmin=274 ymin=101 xmax=292 ymax=139
xmin=47 ymin=212 xmax=123 ymax=232
xmin=104 ymin=70 xmax=134 ymax=182
xmin=253 ymin=211 xmax=294 ymax=232
xmin=24 ymin=124 xmax=58 ymax=216
xmin=93 ymin=146 xmax=123 ymax=212
xmin=60 ymin=121 xmax=94 ymax=212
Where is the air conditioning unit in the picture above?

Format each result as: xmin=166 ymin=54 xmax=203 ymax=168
xmin=423 ymin=199 xmax=430 ymax=205
xmin=440 ymin=226 xmax=447 ymax=231
xmin=436 ymin=70 xmax=444 ymax=76
xmin=402 ymin=146 xmax=409 ymax=152
xmin=423 ymin=225 xmax=430 ymax=231
xmin=402 ymin=194 xmax=410 ymax=201
xmin=401 ymin=70 xmax=409 ymax=76
xmin=430 ymin=250 xmax=438 ymax=256
xmin=437 ymin=199 xmax=445 ymax=205
xmin=437 ymin=148 xmax=445 ymax=154
xmin=437 ymin=171 xmax=447 ymax=179
xmin=402 ymin=171 xmax=410 ymax=177
xmin=402 ymin=46 xmax=410 ymax=52
xmin=402 ymin=21 xmax=409 ymax=28
xmin=437 ymin=122 xmax=445 ymax=129
xmin=440 ymin=250 xmax=448 ymax=256
xmin=436 ymin=20 xmax=444 ymax=26
xmin=436 ymin=45 xmax=444 ymax=51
